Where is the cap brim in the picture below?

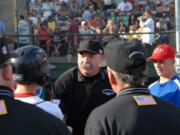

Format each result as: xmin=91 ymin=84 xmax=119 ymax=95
xmin=78 ymin=50 xmax=98 ymax=54
xmin=147 ymin=56 xmax=165 ymax=62
xmin=41 ymin=64 xmax=56 ymax=74
xmin=47 ymin=64 xmax=56 ymax=70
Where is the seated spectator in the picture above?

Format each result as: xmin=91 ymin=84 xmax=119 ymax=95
xmin=117 ymin=0 xmax=133 ymax=12
xmin=79 ymin=21 xmax=94 ymax=40
xmin=59 ymin=0 xmax=68 ymax=4
xmin=120 ymin=11 xmax=130 ymax=26
xmin=48 ymin=17 xmax=56 ymax=33
xmin=117 ymin=19 xmax=126 ymax=38
xmin=88 ymin=15 xmax=100 ymax=31
xmin=29 ymin=0 xmax=41 ymax=15
xmin=50 ymin=0 xmax=61 ymax=13
xmin=143 ymin=0 xmax=156 ymax=11
xmin=103 ymin=19 xmax=116 ymax=34
xmin=41 ymin=0 xmax=52 ymax=21
xmin=55 ymin=13 xmax=68 ymax=26
xmin=82 ymin=6 xmax=91 ymax=21
xmin=127 ymin=25 xmax=139 ymax=41
xmin=154 ymin=20 xmax=169 ymax=45
xmin=52 ymin=27 xmax=61 ymax=56
xmin=155 ymin=3 xmax=164 ymax=19
xmin=103 ymin=0 xmax=115 ymax=10
xmin=131 ymin=2 xmax=143 ymax=21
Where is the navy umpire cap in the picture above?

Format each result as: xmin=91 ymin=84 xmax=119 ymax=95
xmin=0 ymin=37 xmax=18 ymax=68
xmin=104 ymin=39 xmax=146 ymax=75
xmin=78 ymin=40 xmax=104 ymax=54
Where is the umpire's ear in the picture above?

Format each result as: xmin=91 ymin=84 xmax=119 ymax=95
xmin=107 ymin=67 xmax=118 ymax=93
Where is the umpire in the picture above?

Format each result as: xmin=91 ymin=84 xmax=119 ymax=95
xmin=0 ymin=37 xmax=70 ymax=135
xmin=85 ymin=39 xmax=180 ymax=135
xmin=54 ymin=40 xmax=115 ymax=135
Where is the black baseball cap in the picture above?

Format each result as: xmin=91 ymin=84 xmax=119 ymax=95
xmin=0 ymin=37 xmax=18 ymax=68
xmin=104 ymin=39 xmax=146 ymax=75
xmin=78 ymin=40 xmax=104 ymax=55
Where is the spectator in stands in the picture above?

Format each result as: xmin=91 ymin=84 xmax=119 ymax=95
xmin=0 ymin=19 xmax=5 ymax=36
xmin=41 ymin=0 xmax=52 ymax=21
xmin=51 ymin=0 xmax=61 ymax=13
xmin=16 ymin=14 xmax=30 ymax=48
xmin=79 ymin=21 xmax=94 ymax=40
xmin=23 ymin=0 xmax=31 ymax=13
xmin=103 ymin=19 xmax=116 ymax=35
xmin=38 ymin=23 xmax=51 ymax=55
xmin=48 ymin=16 xmax=56 ymax=33
xmin=143 ymin=0 xmax=156 ymax=11
xmin=103 ymin=0 xmax=115 ymax=10
xmin=139 ymin=9 xmax=155 ymax=57
xmin=82 ymin=6 xmax=92 ymax=22
xmin=29 ymin=0 xmax=41 ymax=15
xmin=67 ymin=15 xmax=79 ymax=62
xmin=117 ymin=0 xmax=133 ymax=12
xmin=127 ymin=25 xmax=138 ymax=41
xmin=59 ymin=0 xmax=68 ymax=4
xmin=154 ymin=20 xmax=169 ymax=45
xmin=52 ymin=26 xmax=61 ymax=56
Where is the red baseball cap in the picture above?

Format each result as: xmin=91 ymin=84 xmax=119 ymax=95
xmin=148 ymin=44 xmax=175 ymax=61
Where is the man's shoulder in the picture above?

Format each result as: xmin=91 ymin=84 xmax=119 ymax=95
xmin=8 ymin=99 xmax=70 ymax=134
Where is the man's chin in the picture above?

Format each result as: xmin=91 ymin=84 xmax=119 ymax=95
xmin=81 ymin=70 xmax=94 ymax=77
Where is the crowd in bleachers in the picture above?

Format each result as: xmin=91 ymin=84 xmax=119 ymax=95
xmin=20 ymin=0 xmax=175 ymax=60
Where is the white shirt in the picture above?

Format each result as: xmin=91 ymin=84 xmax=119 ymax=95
xmin=18 ymin=20 xmax=30 ymax=44
xmin=16 ymin=96 xmax=64 ymax=120
xmin=141 ymin=27 xmax=153 ymax=45
xmin=117 ymin=1 xmax=133 ymax=12
xmin=144 ymin=18 xmax=154 ymax=33
xmin=142 ymin=18 xmax=155 ymax=45
xmin=103 ymin=0 xmax=113 ymax=5
xmin=41 ymin=2 xmax=52 ymax=19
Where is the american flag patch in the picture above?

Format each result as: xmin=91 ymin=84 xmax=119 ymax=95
xmin=0 ymin=100 xmax=7 ymax=115
xmin=133 ymin=95 xmax=157 ymax=106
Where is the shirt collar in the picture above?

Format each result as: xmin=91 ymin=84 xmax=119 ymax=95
xmin=117 ymin=86 xmax=150 ymax=97
xmin=0 ymin=85 xmax=14 ymax=98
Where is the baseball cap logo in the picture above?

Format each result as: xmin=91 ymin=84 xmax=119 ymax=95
xmin=99 ymin=50 xmax=103 ymax=54
xmin=153 ymin=48 xmax=164 ymax=55
xmin=2 ymin=46 xmax=7 ymax=55
xmin=129 ymin=51 xmax=144 ymax=58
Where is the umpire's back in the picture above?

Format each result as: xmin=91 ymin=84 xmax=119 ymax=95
xmin=0 ymin=95 xmax=70 ymax=135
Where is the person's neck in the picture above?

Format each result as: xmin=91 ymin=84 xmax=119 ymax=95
xmin=159 ymin=72 xmax=176 ymax=83
xmin=15 ymin=83 xmax=39 ymax=94
xmin=114 ymin=83 xmax=131 ymax=94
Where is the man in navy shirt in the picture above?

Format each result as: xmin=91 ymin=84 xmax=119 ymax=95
xmin=54 ymin=40 xmax=115 ymax=135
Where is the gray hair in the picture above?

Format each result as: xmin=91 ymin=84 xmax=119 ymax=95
xmin=108 ymin=67 xmax=146 ymax=86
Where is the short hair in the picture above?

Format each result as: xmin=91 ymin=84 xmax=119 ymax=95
xmin=108 ymin=67 xmax=146 ymax=86
xmin=20 ymin=14 xmax=25 ymax=19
